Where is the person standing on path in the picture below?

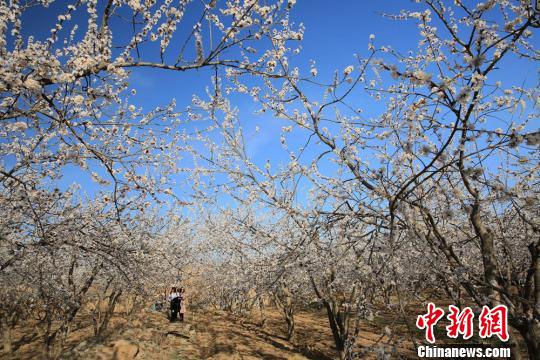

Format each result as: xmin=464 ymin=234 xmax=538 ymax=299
xmin=179 ymin=288 xmax=186 ymax=322
xmin=168 ymin=287 xmax=181 ymax=322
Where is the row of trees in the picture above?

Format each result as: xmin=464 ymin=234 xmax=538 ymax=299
xmin=1 ymin=0 xmax=538 ymax=359
xmin=0 ymin=0 xmax=297 ymax=356
xmin=182 ymin=0 xmax=539 ymax=358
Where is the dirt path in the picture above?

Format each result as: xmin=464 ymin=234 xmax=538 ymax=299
xmin=4 ymin=308 xmax=417 ymax=359
xmin=67 ymin=309 xmax=313 ymax=360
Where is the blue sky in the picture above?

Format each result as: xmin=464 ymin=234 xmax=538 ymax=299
xmin=16 ymin=0 xmax=539 ymax=206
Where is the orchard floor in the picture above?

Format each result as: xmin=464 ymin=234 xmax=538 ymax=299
xmin=4 ymin=307 xmax=418 ymax=359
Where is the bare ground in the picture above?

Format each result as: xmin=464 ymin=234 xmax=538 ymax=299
xmin=2 ymin=306 xmax=421 ymax=359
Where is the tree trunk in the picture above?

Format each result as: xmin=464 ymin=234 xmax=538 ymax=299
xmin=322 ymin=300 xmax=350 ymax=360
xmin=309 ymin=274 xmax=355 ymax=360
xmin=273 ymin=284 xmax=296 ymax=341
xmin=285 ymin=310 xmax=295 ymax=341
xmin=520 ymin=321 xmax=540 ymax=360
xmin=95 ymin=290 xmax=122 ymax=338
xmin=507 ymin=331 xmax=522 ymax=360
xmin=470 ymin=199 xmax=499 ymax=304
